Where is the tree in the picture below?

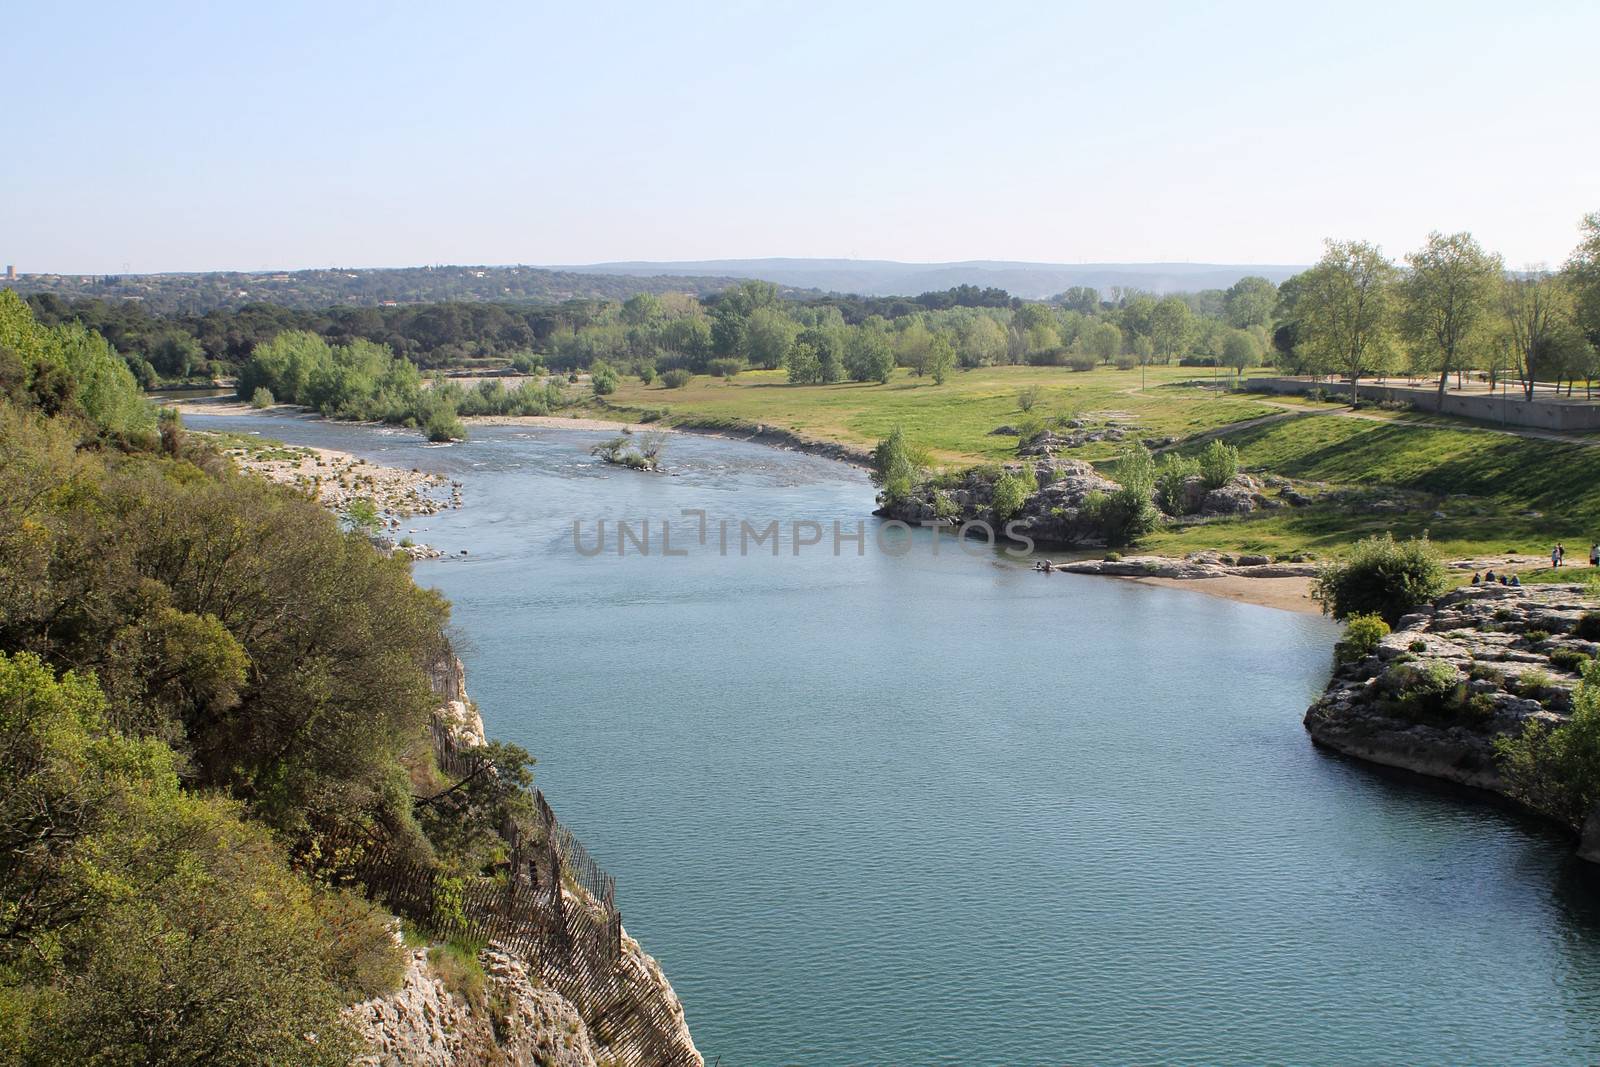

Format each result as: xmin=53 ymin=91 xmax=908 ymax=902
xmin=744 ymin=307 xmax=798 ymax=370
xmin=1149 ymin=297 xmax=1194 ymax=362
xmin=1059 ymin=287 xmax=1101 ymax=315
xmin=1312 ymin=534 xmax=1447 ymax=623
xmin=1564 ymin=211 xmax=1600 ymax=345
xmin=957 ymin=315 xmax=1008 ymax=367
xmin=870 ymin=426 xmax=923 ymax=505
xmin=785 ymin=339 xmax=822 ymax=385
xmin=1500 ymin=272 xmax=1574 ymax=399
xmin=843 ymin=325 xmax=895 ymax=383
xmin=1224 ymin=276 xmax=1277 ymax=328
xmin=1220 ymin=329 xmax=1261 ymax=383
xmin=1087 ymin=442 xmax=1159 ymax=546
xmin=1292 ymin=239 xmax=1399 ymax=401
xmin=1401 ymin=231 xmax=1503 ymax=409
xmin=1086 ymin=321 xmax=1123 ymax=364
xmin=928 ymin=334 xmax=956 ymax=384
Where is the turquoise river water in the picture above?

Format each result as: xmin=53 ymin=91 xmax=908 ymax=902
xmin=192 ymin=413 xmax=1600 ymax=1065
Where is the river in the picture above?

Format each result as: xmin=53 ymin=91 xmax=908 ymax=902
xmin=190 ymin=412 xmax=1600 ymax=1065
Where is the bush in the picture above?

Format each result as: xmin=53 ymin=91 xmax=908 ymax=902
xmin=1313 ymin=534 xmax=1448 ymax=623
xmin=249 ymin=386 xmax=274 ymax=409
xmin=1389 ymin=659 xmax=1464 ymax=720
xmin=1154 ymin=455 xmax=1199 ymax=516
xmin=870 ymin=426 xmax=926 ymax=506
xmin=1103 ymin=551 xmax=1122 ymax=562
xmin=1018 ymin=385 xmax=1042 ymax=413
xmin=1066 ymin=352 xmax=1097 ymax=372
xmin=590 ymin=364 xmax=619 ymax=396
xmin=990 ymin=469 xmax=1033 ymax=523
xmin=638 ymin=365 xmax=656 ymax=385
xmin=425 ymin=407 xmax=464 ymax=442
xmin=1198 ymin=438 xmax=1239 ymax=490
xmin=706 ymin=357 xmax=745 ymax=378
xmin=661 ymin=369 xmax=693 ymax=389
xmin=1518 ymin=668 xmax=1554 ymax=697
xmin=1498 ymin=659 xmax=1600 ymax=826
xmin=1550 ymin=648 xmax=1592 ymax=672
xmin=1335 ymin=614 xmax=1390 ymax=664
xmin=1576 ymin=612 xmax=1600 ymax=641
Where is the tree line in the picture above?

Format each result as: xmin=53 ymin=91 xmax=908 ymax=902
xmin=1274 ymin=214 xmax=1600 ymax=402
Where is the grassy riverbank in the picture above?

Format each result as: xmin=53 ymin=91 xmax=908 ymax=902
xmin=604 ymin=364 xmax=1600 ymax=559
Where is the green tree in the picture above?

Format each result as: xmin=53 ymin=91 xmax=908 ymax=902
xmin=1224 ymin=276 xmax=1278 ymax=328
xmin=928 ymin=334 xmax=956 ymax=384
xmin=1498 ymin=657 xmax=1600 ymax=829
xmin=843 ymin=326 xmax=895 ymax=383
xmin=1401 ymin=231 xmax=1503 ymax=409
xmin=1220 ymin=329 xmax=1261 ymax=382
xmin=744 ymin=306 xmax=798 ymax=370
xmin=1086 ymin=321 xmax=1123 ymax=364
xmin=1313 ymin=534 xmax=1447 ymax=623
xmin=1292 ymin=239 xmax=1399 ymax=401
xmin=870 ymin=426 xmax=923 ymax=505
xmin=1197 ymin=438 xmax=1239 ymax=489
xmin=1500 ymin=272 xmax=1574 ymax=399
xmin=990 ymin=469 xmax=1033 ymax=522
xmin=1149 ymin=297 xmax=1194 ymax=361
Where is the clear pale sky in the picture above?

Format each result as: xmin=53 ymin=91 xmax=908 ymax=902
xmin=4 ymin=0 xmax=1597 ymax=274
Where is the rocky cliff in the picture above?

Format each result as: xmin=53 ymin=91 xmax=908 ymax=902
xmin=351 ymin=658 xmax=702 ymax=1066
xmin=1303 ymin=582 xmax=1600 ymax=857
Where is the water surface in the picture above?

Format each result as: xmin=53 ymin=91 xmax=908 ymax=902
xmin=192 ymin=413 xmax=1600 ymax=1065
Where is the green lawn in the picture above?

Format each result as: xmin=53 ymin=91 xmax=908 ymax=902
xmin=603 ymin=363 xmax=1600 ymax=559
xmin=606 ymin=364 xmax=1279 ymax=464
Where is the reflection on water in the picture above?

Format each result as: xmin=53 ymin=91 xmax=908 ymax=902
xmin=191 ymin=414 xmax=1600 ymax=1064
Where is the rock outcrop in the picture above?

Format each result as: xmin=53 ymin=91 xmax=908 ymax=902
xmin=1303 ymin=584 xmax=1598 ymax=847
xmin=352 ymin=947 xmax=599 ymax=1067
xmin=352 ymin=934 xmax=700 ymax=1067
xmin=1058 ymin=550 xmax=1317 ymax=580
xmin=877 ymin=458 xmax=1121 ymax=546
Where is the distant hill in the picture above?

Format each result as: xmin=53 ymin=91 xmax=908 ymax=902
xmin=555 ymin=258 xmax=1307 ymax=299
xmin=1 ymin=264 xmax=776 ymax=316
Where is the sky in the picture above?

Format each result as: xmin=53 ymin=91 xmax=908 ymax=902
xmin=4 ymin=0 xmax=1597 ymax=274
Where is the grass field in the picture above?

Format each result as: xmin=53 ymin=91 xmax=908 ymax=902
xmin=602 ymin=364 xmax=1600 ymax=559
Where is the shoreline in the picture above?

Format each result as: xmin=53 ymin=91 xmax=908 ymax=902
xmin=175 ymin=397 xmax=1321 ymax=613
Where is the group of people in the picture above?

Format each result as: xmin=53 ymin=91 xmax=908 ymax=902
xmin=1468 ymin=543 xmax=1600 ymax=587
xmin=1548 ymin=543 xmax=1600 ymax=568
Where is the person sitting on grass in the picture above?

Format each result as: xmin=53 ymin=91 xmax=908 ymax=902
xmin=1485 ymin=570 xmax=1497 ymax=584
xmin=1471 ymin=572 xmax=1482 ymax=585
xmin=1510 ymin=574 xmax=1522 ymax=587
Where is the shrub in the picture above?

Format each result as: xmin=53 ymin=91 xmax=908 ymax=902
xmin=1198 ymin=438 xmax=1239 ymax=490
xmin=1498 ymin=659 xmax=1600 ymax=826
xmin=249 ymin=386 xmax=274 ymax=409
xmin=990 ymin=469 xmax=1033 ymax=523
xmin=1576 ymin=612 xmax=1600 ymax=641
xmin=706 ymin=357 xmax=745 ymax=378
xmin=638 ymin=365 xmax=656 ymax=384
xmin=1154 ymin=455 xmax=1199 ymax=516
xmin=1389 ymin=659 xmax=1464 ymax=719
xmin=1518 ymin=668 xmax=1554 ymax=697
xmin=1524 ymin=629 xmax=1551 ymax=645
xmin=1335 ymin=614 xmax=1390 ymax=664
xmin=1550 ymin=648 xmax=1592 ymax=673
xmin=1103 ymin=551 xmax=1122 ymax=562
xmin=1066 ymin=352 xmax=1097 ymax=372
xmin=1018 ymin=385 xmax=1042 ymax=412
xmin=661 ymin=369 xmax=693 ymax=389
xmin=424 ymin=407 xmax=464 ymax=443
xmin=590 ymin=365 xmax=619 ymax=396
xmin=1313 ymin=534 xmax=1448 ymax=623
xmin=870 ymin=426 xmax=926 ymax=506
